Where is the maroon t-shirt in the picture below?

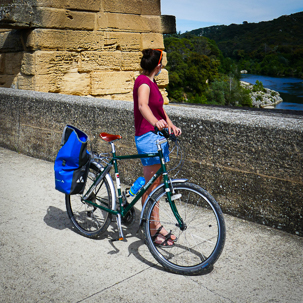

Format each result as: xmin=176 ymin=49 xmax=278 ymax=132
xmin=133 ymin=75 xmax=166 ymax=136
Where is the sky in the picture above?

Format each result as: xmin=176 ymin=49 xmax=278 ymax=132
xmin=161 ymin=0 xmax=303 ymax=33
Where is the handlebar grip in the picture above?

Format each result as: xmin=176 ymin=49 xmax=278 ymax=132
xmin=154 ymin=127 xmax=177 ymax=142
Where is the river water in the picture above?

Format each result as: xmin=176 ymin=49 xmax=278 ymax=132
xmin=241 ymin=74 xmax=303 ymax=111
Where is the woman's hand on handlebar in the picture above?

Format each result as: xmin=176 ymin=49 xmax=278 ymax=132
xmin=154 ymin=120 xmax=181 ymax=137
xmin=168 ymin=124 xmax=182 ymax=137
xmin=154 ymin=119 xmax=168 ymax=131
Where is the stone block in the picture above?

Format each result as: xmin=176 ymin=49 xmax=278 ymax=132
xmin=59 ymin=68 xmax=91 ymax=96
xmin=161 ymin=15 xmax=176 ymax=34
xmin=106 ymin=13 xmax=146 ymax=32
xmin=19 ymin=51 xmax=83 ymax=83
xmin=103 ymin=92 xmax=134 ymax=102
xmin=211 ymin=122 xmax=303 ymax=183
xmin=155 ymin=68 xmax=169 ymax=87
xmin=96 ymin=12 xmax=108 ymax=30
xmin=103 ymin=0 xmax=142 ymax=15
xmin=121 ymin=52 xmax=142 ymax=71
xmin=144 ymin=15 xmax=162 ymax=33
xmin=0 ymin=74 xmax=15 ymax=88
xmin=79 ymin=51 xmax=122 ymax=72
xmin=35 ymin=0 xmax=101 ymax=12
xmin=35 ymin=51 xmax=81 ymax=75
xmin=34 ymin=74 xmax=59 ymax=92
xmin=91 ymin=71 xmax=139 ymax=95
xmin=141 ymin=0 xmax=161 ymax=16
xmin=0 ymin=30 xmax=23 ymax=52
xmin=0 ymin=1 xmax=34 ymax=28
xmin=26 ymin=29 xmax=66 ymax=50
xmin=28 ymin=51 xmax=53 ymax=75
xmin=104 ymin=32 xmax=141 ymax=51
xmin=21 ymin=52 xmax=35 ymax=75
xmin=159 ymin=88 xmax=169 ymax=104
xmin=141 ymin=33 xmax=164 ymax=50
xmin=0 ymin=1 xmax=100 ymax=28
xmin=65 ymin=31 xmax=104 ymax=51
xmin=102 ymin=0 xmax=160 ymax=16
xmin=4 ymin=52 xmax=23 ymax=75
xmin=106 ymin=13 xmax=160 ymax=33
xmin=247 ymin=128 xmax=303 ymax=181
xmin=26 ymin=29 xmax=104 ymax=51
xmin=32 ymin=7 xmax=95 ymax=30
xmin=161 ymin=52 xmax=167 ymax=67
xmin=15 ymin=73 xmax=35 ymax=90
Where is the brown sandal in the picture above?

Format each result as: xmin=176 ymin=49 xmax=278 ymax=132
xmin=151 ymin=226 xmax=176 ymax=247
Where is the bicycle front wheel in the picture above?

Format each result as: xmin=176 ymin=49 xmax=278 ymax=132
xmin=143 ymin=182 xmax=226 ymax=275
xmin=66 ymin=163 xmax=113 ymax=238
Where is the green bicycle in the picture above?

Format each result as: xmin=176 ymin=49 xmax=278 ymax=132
xmin=65 ymin=128 xmax=226 ymax=275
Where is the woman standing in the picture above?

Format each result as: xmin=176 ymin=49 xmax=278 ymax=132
xmin=133 ymin=49 xmax=181 ymax=247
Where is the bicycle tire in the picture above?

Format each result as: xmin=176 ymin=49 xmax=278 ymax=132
xmin=143 ymin=182 xmax=226 ymax=275
xmin=66 ymin=162 xmax=113 ymax=238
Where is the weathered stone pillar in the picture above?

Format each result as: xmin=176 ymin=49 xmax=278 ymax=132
xmin=0 ymin=0 xmax=176 ymax=103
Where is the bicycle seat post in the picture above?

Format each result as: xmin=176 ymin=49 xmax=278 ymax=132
xmin=110 ymin=142 xmax=116 ymax=155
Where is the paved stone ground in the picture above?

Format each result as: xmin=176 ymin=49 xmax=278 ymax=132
xmin=0 ymin=147 xmax=302 ymax=303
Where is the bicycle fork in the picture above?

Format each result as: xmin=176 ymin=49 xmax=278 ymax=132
xmin=138 ymin=178 xmax=188 ymax=230
xmin=166 ymin=179 xmax=186 ymax=231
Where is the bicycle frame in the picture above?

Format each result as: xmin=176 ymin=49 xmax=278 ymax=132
xmin=65 ymin=131 xmax=226 ymax=273
xmin=82 ymin=138 xmax=184 ymax=228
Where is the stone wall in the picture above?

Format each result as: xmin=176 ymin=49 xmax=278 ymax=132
xmin=0 ymin=0 xmax=175 ymax=102
xmin=1 ymin=87 xmax=302 ymax=236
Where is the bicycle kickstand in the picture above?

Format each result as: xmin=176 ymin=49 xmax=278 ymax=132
xmin=111 ymin=213 xmax=125 ymax=242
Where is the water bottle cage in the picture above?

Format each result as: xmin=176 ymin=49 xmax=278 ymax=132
xmin=122 ymin=189 xmax=130 ymax=206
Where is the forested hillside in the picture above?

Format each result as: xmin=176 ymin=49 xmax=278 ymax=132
xmin=164 ymin=35 xmax=252 ymax=106
xmin=187 ymin=11 xmax=303 ymax=78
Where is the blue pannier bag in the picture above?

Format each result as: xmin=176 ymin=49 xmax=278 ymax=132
xmin=54 ymin=125 xmax=90 ymax=195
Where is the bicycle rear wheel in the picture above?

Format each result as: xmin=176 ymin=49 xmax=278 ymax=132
xmin=143 ymin=182 xmax=226 ymax=275
xmin=66 ymin=163 xmax=113 ymax=238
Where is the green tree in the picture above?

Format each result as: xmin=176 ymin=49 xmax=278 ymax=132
xmin=184 ymin=11 xmax=303 ymax=78
xmin=164 ymin=34 xmax=252 ymax=107
xmin=205 ymin=75 xmax=252 ymax=107
xmin=165 ymin=35 xmax=221 ymax=103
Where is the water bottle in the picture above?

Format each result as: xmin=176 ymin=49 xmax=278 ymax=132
xmin=129 ymin=177 xmax=145 ymax=196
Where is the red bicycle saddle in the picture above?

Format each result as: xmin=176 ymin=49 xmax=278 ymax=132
xmin=99 ymin=132 xmax=122 ymax=142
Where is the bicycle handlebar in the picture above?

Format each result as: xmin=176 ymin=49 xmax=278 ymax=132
xmin=154 ymin=127 xmax=177 ymax=142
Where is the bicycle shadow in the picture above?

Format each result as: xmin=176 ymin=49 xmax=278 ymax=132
xmin=106 ymin=207 xmax=144 ymax=253
xmin=103 ymin=208 xmax=165 ymax=272
xmin=43 ymin=206 xmax=163 ymax=270
xmin=126 ymin=233 xmax=166 ymax=273
xmin=126 ymin=233 xmax=214 ymax=275
xmin=107 ymin=209 xmax=214 ymax=275
xmin=44 ymin=205 xmax=138 ymax=242
xmin=44 ymin=206 xmax=72 ymax=231
xmin=44 ymin=206 xmax=113 ymax=240
xmin=44 ymin=206 xmax=213 ymax=275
